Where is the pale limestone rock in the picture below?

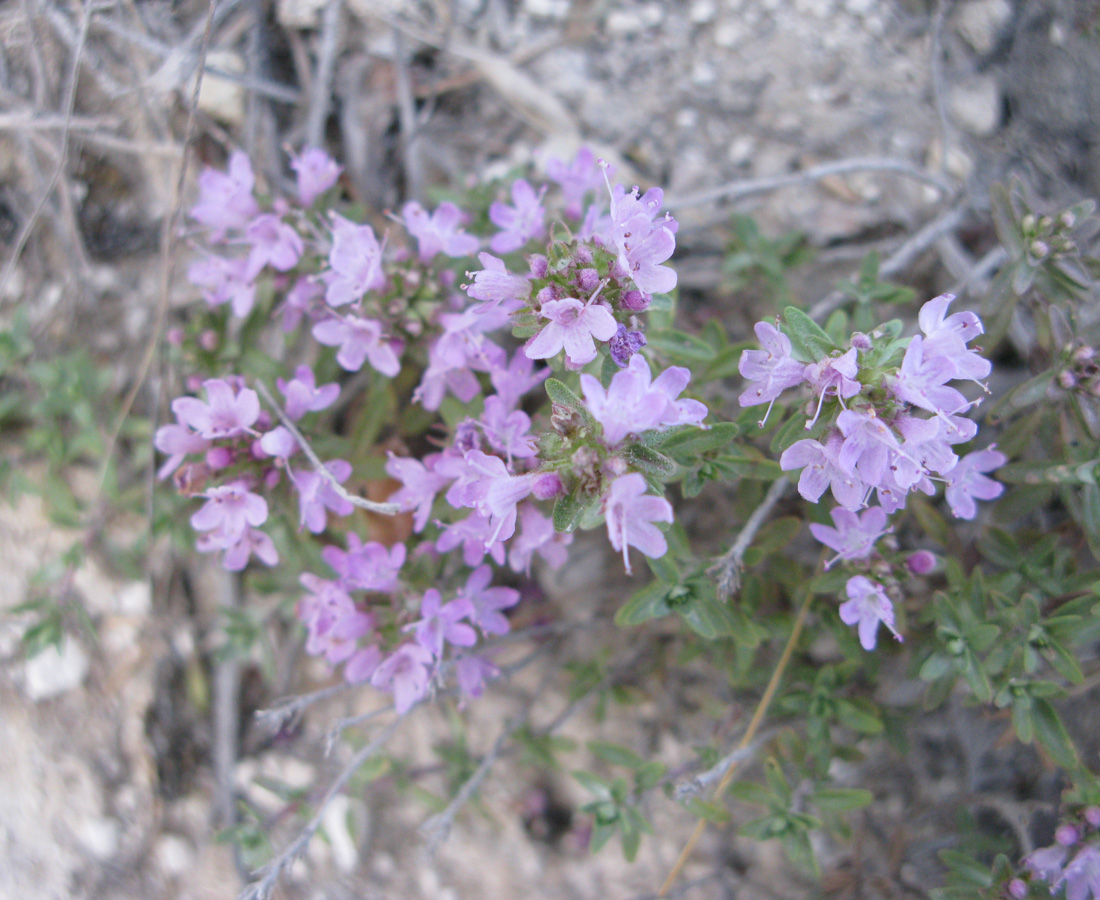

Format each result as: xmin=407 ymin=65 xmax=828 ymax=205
xmin=22 ymin=638 xmax=89 ymax=701
xmin=197 ymin=50 xmax=246 ymax=127
xmin=948 ymin=75 xmax=1002 ymax=136
xmin=954 ymin=0 xmax=1012 ymax=56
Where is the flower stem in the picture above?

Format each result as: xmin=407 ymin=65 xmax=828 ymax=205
xmin=656 ymin=581 xmax=816 ymax=897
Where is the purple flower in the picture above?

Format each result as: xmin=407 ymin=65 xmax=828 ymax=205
xmin=435 ymin=511 xmax=506 ymax=567
xmin=836 ymin=408 xmax=904 ymax=488
xmin=1060 ymin=845 xmax=1100 ymax=900
xmin=406 ymin=588 xmax=477 ymax=660
xmin=322 ymin=534 xmax=406 ymax=592
xmin=464 ymin=253 xmax=532 ymax=311
xmin=809 ymin=505 xmax=891 ymax=569
xmin=780 ymin=434 xmax=865 ymax=510
xmin=508 ymin=503 xmax=572 ymax=574
xmin=219 ymin=528 xmax=278 ymax=571
xmin=324 ymin=213 xmax=385 ymax=306
xmin=187 ymin=255 xmax=257 ymax=317
xmin=890 ymin=335 xmax=969 ymax=415
xmin=489 ymin=351 xmax=550 ymax=411
xmin=839 ymin=575 xmax=901 ymax=651
xmin=371 ymin=643 xmax=434 ymax=714
xmin=802 ymin=347 xmax=862 ymax=427
xmin=609 ymin=323 xmax=647 ymax=367
xmin=456 ymin=564 xmax=520 ymax=636
xmin=479 ymin=396 xmax=537 ymax=464
xmin=190 ymin=151 xmax=259 ymax=240
xmin=386 ymin=452 xmax=450 ymax=533
xmin=414 ymin=309 xmax=507 ymax=410
xmin=154 ymin=415 xmax=212 ymax=481
xmin=918 ymin=293 xmax=990 ymax=381
xmin=172 ymin=378 xmax=260 ymax=441
xmin=944 ymin=446 xmax=1005 ymax=519
xmin=607 ymin=183 xmax=678 ymax=295
xmin=455 ymin=654 xmax=500 ymax=700
xmin=291 ymin=147 xmax=342 ymax=207
xmin=738 ymin=321 xmax=806 ymax=424
xmin=604 ymin=473 xmax=673 ymax=575
xmin=278 ymin=276 xmax=322 ymax=332
xmin=545 ymin=146 xmax=604 ymax=219
xmin=291 ymin=460 xmax=355 ymax=533
xmin=489 ymin=179 xmax=546 ymax=253
xmin=1024 ymin=844 xmax=1069 ymax=884
xmin=526 ymin=296 xmax=618 ymax=368
xmin=312 ymin=314 xmax=401 ymax=375
xmin=191 ymin=480 xmax=269 ymax=547
xmin=580 ymin=354 xmax=705 ymax=446
xmin=344 ymin=644 xmax=383 ymax=684
xmin=466 ymin=451 xmax=534 ymax=546
xmin=402 ymin=201 xmax=480 ymax=263
xmin=275 ymin=592 xmax=338 ymax=645
xmin=258 ymin=426 xmax=299 ymax=460
xmin=277 ymin=364 xmax=340 ymax=420
xmin=244 ymin=214 xmax=303 ymax=280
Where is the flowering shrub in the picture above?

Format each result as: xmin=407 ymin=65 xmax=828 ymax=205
xmin=149 ymin=147 xmax=1100 ymax=895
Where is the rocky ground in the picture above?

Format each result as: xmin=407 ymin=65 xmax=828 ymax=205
xmin=1 ymin=1 xmax=1098 ymax=899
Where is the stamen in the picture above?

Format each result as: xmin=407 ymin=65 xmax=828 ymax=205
xmin=757 ymin=396 xmax=777 ymax=429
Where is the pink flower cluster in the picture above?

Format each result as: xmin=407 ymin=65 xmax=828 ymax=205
xmin=162 ymin=146 xmax=705 ymax=713
xmin=154 ymin=368 xmax=346 ymax=571
xmin=739 ymin=295 xmax=1004 ymax=650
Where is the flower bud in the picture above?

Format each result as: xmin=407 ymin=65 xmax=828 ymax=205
xmin=206 ymin=446 xmax=235 ymax=470
xmin=620 ymin=289 xmax=650 ymax=312
xmin=166 ymin=327 xmax=185 ymax=346
xmin=1055 ymin=824 xmax=1079 ymax=847
xmin=453 ymin=421 xmax=482 ymax=454
xmin=528 ymin=254 xmax=549 ymax=278
xmin=573 ymin=244 xmax=593 ymax=266
xmin=1084 ymin=806 xmax=1100 ymax=828
xmin=1058 ymin=369 xmax=1078 ymax=390
xmin=536 ymin=284 xmax=561 ymax=307
xmin=531 ymin=472 xmax=564 ymax=500
xmin=850 ymin=332 xmax=873 ymax=350
xmin=199 ymin=329 xmax=219 ymax=351
xmin=575 ymin=267 xmax=601 ymax=294
xmin=1006 ymin=878 xmax=1028 ymax=900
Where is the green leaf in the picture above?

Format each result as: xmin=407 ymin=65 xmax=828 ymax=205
xmin=635 ymin=760 xmax=666 ymax=791
xmin=1032 ymin=699 xmax=1079 ymax=768
xmin=545 ymin=377 xmax=585 ymax=411
xmin=683 ymin=797 xmax=731 ymax=824
xmin=625 ymin=443 xmax=677 ymax=477
xmin=615 ymin=582 xmax=673 ymax=626
xmin=782 ymin=306 xmax=841 ymax=360
xmin=781 ymin=829 xmax=821 ymax=878
xmin=811 ymin=787 xmax=873 ymax=812
xmin=645 ymin=552 xmax=680 ymax=584
xmin=938 ymin=850 xmax=993 ymax=887
xmin=678 ymin=590 xmax=740 ymax=639
xmin=553 ymin=490 xmax=594 ymax=533
xmin=573 ymin=770 xmax=614 ymax=800
xmin=649 ymin=422 xmax=739 ymax=457
xmin=620 ymin=824 xmax=641 ymax=861
xmin=587 ymin=741 xmax=646 ymax=769
xmin=835 ymin=698 xmax=884 ymax=735
xmin=645 ymin=328 xmax=718 ymax=364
